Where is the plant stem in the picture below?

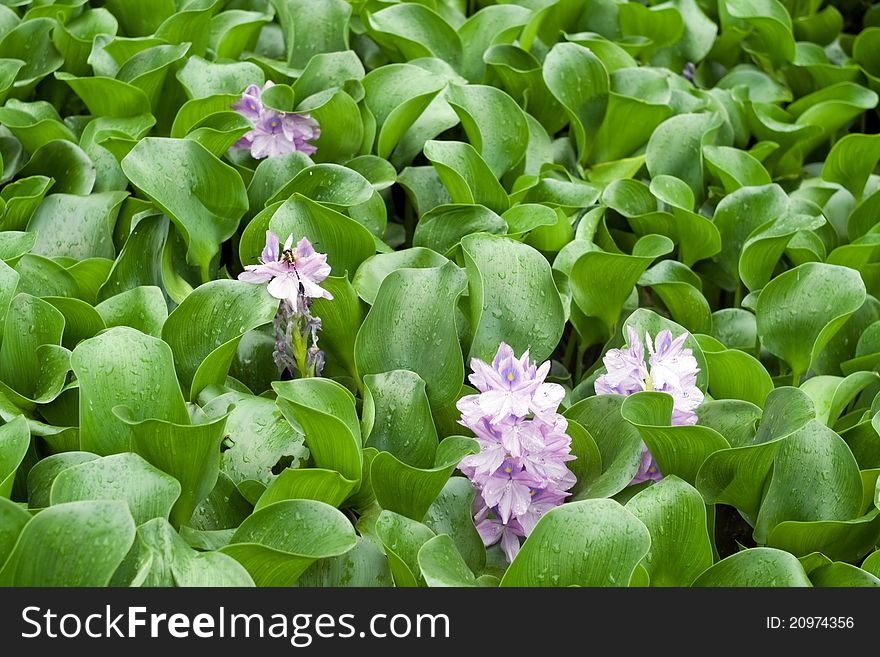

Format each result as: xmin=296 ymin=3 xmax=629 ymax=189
xmin=290 ymin=314 xmax=310 ymax=379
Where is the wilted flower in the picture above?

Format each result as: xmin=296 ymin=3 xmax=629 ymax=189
xmin=239 ymin=230 xmax=331 ymax=378
xmin=595 ymin=326 xmax=704 ymax=484
xmin=231 ymin=81 xmax=320 ymax=159
xmin=457 ymin=343 xmax=576 ymax=563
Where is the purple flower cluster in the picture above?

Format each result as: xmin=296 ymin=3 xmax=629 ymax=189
xmin=595 ymin=326 xmax=703 ymax=484
xmin=457 ymin=343 xmax=576 ymax=563
xmin=231 ymin=81 xmax=320 ymax=159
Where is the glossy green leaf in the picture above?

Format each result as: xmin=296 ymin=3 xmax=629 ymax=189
xmin=542 ymin=42 xmax=609 ymax=165
xmin=71 ymin=327 xmax=188 ymax=455
xmin=121 ymin=138 xmax=248 ymax=280
xmin=423 ymin=140 xmax=508 ymax=214
xmin=692 ymin=547 xmax=811 ymax=587
xmin=0 ymin=500 xmax=135 ymax=586
xmin=355 ymin=262 xmax=467 ymax=408
xmin=0 ymin=415 xmax=28 ymax=498
xmin=756 ymin=263 xmax=866 ymax=381
xmin=625 ymin=476 xmax=713 ymax=587
xmin=622 ymin=392 xmax=729 ymax=485
xmin=273 ymin=378 xmax=363 ymax=483
xmin=371 ymin=435 xmax=478 ymax=521
xmin=565 ymin=395 xmax=644 ymax=499
xmin=221 ymin=499 xmax=356 ymax=586
xmin=49 ymin=452 xmax=180 ymax=525
xmin=462 ymin=233 xmax=564 ymax=363
xmin=501 ymin=499 xmax=651 ymax=587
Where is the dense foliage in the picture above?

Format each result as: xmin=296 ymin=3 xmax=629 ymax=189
xmin=0 ymin=0 xmax=879 ymax=587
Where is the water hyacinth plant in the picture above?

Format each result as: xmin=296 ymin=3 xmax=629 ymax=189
xmin=0 ymin=0 xmax=878 ymax=592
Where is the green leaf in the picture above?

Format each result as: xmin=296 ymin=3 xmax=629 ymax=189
xmin=622 ymin=392 xmax=729 ymax=485
xmin=270 ymin=0 xmax=350 ymax=69
xmin=18 ymin=140 xmax=96 ymax=195
xmin=800 ymin=372 xmax=880 ymax=427
xmin=273 ymin=378 xmax=363 ymax=484
xmin=638 ymin=261 xmax=712 ymax=334
xmin=176 ymin=56 xmax=265 ymax=100
xmin=0 ymin=17 xmax=62 ymax=92
xmin=240 ymin=195 xmax=375 ymax=280
xmin=739 ymin=203 xmax=825 ymax=292
xmin=371 ymin=435 xmax=477 ymax=521
xmin=423 ymin=140 xmax=508 ymax=214
xmin=365 ymin=4 xmax=462 ymax=71
xmin=352 ymin=248 xmax=448 ymax=305
xmin=28 ymin=191 xmax=127 ymax=261
xmin=754 ymin=419 xmax=863 ymax=543
xmin=566 ymin=395 xmax=645 ymax=499
xmin=458 ymin=4 xmax=531 ymax=83
xmin=626 ymin=476 xmax=713 ymax=587
xmin=95 ymin=285 xmax=167 ymax=337
xmin=71 ymin=327 xmax=188 ymax=455
xmin=0 ymin=500 xmax=135 ymax=586
xmin=55 ymin=72 xmax=151 ymax=118
xmin=647 ymin=113 xmax=721 ymax=203
xmin=363 ymin=63 xmax=446 ymax=160
xmin=808 ymin=561 xmax=880 ymax=588
xmin=445 ymin=83 xmax=528 ymax=178
xmin=121 ymin=138 xmax=248 ymax=280
xmin=413 ymin=204 xmax=506 ymax=256
xmin=0 ymin=496 xmax=30 ymax=566
xmin=363 ymin=370 xmax=437 ymax=469
xmin=115 ymin=517 xmax=254 ymax=587
xmin=696 ymin=387 xmax=815 ymax=525
xmin=49 ymin=452 xmax=180 ymax=525
xmin=0 ymin=176 xmax=54 ymax=231
xmin=500 ymin=499 xmax=651 ymax=587
xmin=756 ymin=263 xmax=866 ymax=380
xmin=461 ymin=233 xmax=564 ymax=364
xmin=201 ymin=390 xmax=308 ymax=488
xmin=376 ymin=510 xmax=436 ymax=587
xmin=570 ymin=235 xmax=673 ymax=342
xmin=355 ymin=261 xmax=467 ymax=408
xmin=118 ymin=407 xmax=227 ymax=530
xmin=822 ymin=133 xmax=879 ymax=197
xmin=255 ymin=469 xmax=356 ymax=512
xmin=296 ymin=535 xmax=393 ymax=587
xmin=221 ymin=499 xmax=356 ymax=586
xmin=26 ymin=451 xmax=99 ymax=509
xmin=417 ymin=533 xmax=478 ymax=587
xmin=162 ymin=280 xmax=278 ymax=398
xmin=423 ymin=476 xmax=485 ymax=576
xmin=696 ymin=335 xmax=774 ymax=407
xmin=0 ymin=293 xmax=69 ymax=408
xmin=542 ymin=42 xmax=609 ymax=165
xmin=768 ymin=509 xmax=880 ymax=563
xmin=0 ymin=415 xmax=28 ymax=498
xmin=704 ymin=145 xmax=772 ymax=193
xmin=692 ymin=547 xmax=811 ymax=587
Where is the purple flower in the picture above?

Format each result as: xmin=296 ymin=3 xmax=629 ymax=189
xmin=481 ymin=460 xmax=541 ymax=524
xmin=457 ymin=343 xmax=576 ymax=562
xmin=475 ymin=505 xmax=525 ymax=563
xmin=461 ymin=342 xmax=565 ymax=425
xmin=631 ymin=448 xmax=662 ymax=485
xmin=231 ymin=82 xmax=266 ymax=120
xmin=594 ymin=326 xmax=704 ymax=485
xmin=239 ymin=231 xmax=333 ymax=308
xmin=230 ymin=81 xmax=321 ymax=159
